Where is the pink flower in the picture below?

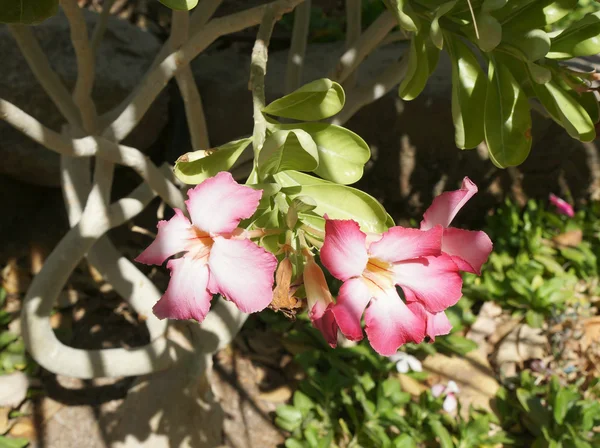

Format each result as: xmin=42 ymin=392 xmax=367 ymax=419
xmin=421 ymin=177 xmax=493 ymax=275
xmin=136 ymin=172 xmax=277 ymax=322
xmin=303 ymin=257 xmax=338 ymax=347
xmin=549 ymin=193 xmax=575 ymax=218
xmin=432 ymin=381 xmax=460 ymax=413
xmin=322 ymin=219 xmax=463 ymax=356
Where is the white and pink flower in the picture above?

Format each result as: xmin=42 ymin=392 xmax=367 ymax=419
xmin=322 ymin=218 xmax=463 ymax=356
xmin=303 ymin=256 xmax=338 ymax=347
xmin=432 ymin=380 xmax=460 ymax=413
xmin=136 ymin=171 xmax=277 ymax=323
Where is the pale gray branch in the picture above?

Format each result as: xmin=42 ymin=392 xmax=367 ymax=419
xmin=91 ymin=0 xmax=116 ymax=56
xmin=285 ymin=0 xmax=311 ymax=93
xmin=344 ymin=0 xmax=361 ymax=87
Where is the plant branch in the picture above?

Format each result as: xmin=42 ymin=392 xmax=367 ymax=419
xmin=330 ymin=10 xmax=396 ymax=84
xmin=344 ymin=0 xmax=361 ymax=87
xmin=285 ymin=0 xmax=311 ymax=93
xmin=7 ymin=25 xmax=82 ymax=128
xmin=100 ymin=0 xmax=305 ymax=143
xmin=172 ymin=10 xmax=210 ymax=150
xmin=91 ymin=0 xmax=116 ymax=56
xmin=331 ymin=56 xmax=408 ymax=126
xmin=0 ymin=99 xmax=185 ymax=211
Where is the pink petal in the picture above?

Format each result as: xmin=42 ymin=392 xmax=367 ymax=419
xmin=208 ymin=237 xmax=277 ymax=313
xmin=304 ymin=258 xmax=338 ymax=347
xmin=332 ymin=277 xmax=371 ymax=341
xmin=321 ymin=219 xmax=368 ymax=282
xmin=136 ymin=209 xmax=193 ymax=265
xmin=394 ymin=255 xmax=463 ymax=314
xmin=153 ymin=256 xmax=212 ymax=322
xmin=407 ymin=301 xmax=452 ymax=341
xmin=368 ymin=225 xmax=443 ymax=262
xmin=549 ymin=193 xmax=575 ymax=218
xmin=364 ymin=289 xmax=426 ymax=356
xmin=421 ymin=177 xmax=477 ymax=230
xmin=431 ymin=384 xmax=445 ymax=398
xmin=311 ymin=304 xmax=338 ymax=348
xmin=442 ymin=228 xmax=492 ymax=275
xmin=186 ymin=171 xmax=262 ymax=235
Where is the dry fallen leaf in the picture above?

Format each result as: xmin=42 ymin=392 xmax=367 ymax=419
xmin=581 ymin=316 xmax=600 ymax=352
xmin=467 ymin=302 xmax=503 ymax=354
xmin=258 ymin=386 xmax=293 ymax=403
xmin=423 ymin=351 xmax=500 ymax=418
xmin=8 ymin=416 xmax=35 ymax=439
xmin=269 ymin=258 xmax=302 ymax=318
xmin=1 ymin=259 xmax=30 ymax=295
xmin=493 ymin=323 xmax=548 ymax=377
xmin=0 ymin=372 xmax=30 ymax=408
xmin=552 ymin=229 xmax=583 ymax=247
xmin=0 ymin=407 xmax=10 ymax=434
xmin=397 ymin=374 xmax=427 ymax=397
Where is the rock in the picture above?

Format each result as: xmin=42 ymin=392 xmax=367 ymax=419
xmin=0 ymin=9 xmax=168 ymax=187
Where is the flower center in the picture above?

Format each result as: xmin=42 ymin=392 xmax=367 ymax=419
xmin=187 ymin=227 xmax=214 ymax=261
xmin=363 ymin=257 xmax=395 ymax=292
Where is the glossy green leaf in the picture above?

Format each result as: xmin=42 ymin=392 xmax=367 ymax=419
xmin=258 ymin=129 xmax=319 ymax=178
xmin=527 ymin=62 xmax=552 ymax=84
xmin=548 ymin=12 xmax=600 ymax=59
xmin=482 ymin=0 xmax=508 ymax=11
xmin=384 ymin=0 xmax=420 ymax=32
xmin=0 ymin=0 xmax=58 ymax=24
xmin=157 ymin=0 xmax=198 ymax=11
xmin=578 ymin=90 xmax=600 ymax=124
xmin=274 ymin=171 xmax=389 ymax=233
xmin=430 ymin=1 xmax=457 ymax=49
xmin=446 ymin=33 xmax=487 ymax=149
xmin=399 ymin=30 xmax=439 ymax=100
xmin=174 ymin=138 xmax=251 ymax=185
xmin=263 ymin=78 xmax=345 ymax=121
xmin=553 ymin=387 xmax=577 ymax=424
xmin=428 ymin=419 xmax=454 ymax=448
xmin=0 ymin=436 xmax=29 ymax=448
xmin=484 ymin=59 xmax=532 ymax=168
xmin=505 ymin=29 xmax=551 ymax=61
xmin=500 ymin=0 xmax=577 ymax=30
xmin=476 ymin=13 xmax=502 ymax=52
xmin=533 ymin=79 xmax=596 ymax=141
xmin=274 ymin=123 xmax=370 ymax=185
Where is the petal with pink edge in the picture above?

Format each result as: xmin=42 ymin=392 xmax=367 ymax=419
xmin=208 ymin=237 xmax=277 ymax=313
xmin=321 ymin=219 xmax=368 ymax=281
xmin=394 ymin=255 xmax=462 ymax=313
xmin=332 ymin=277 xmax=372 ymax=341
xmin=407 ymin=302 xmax=452 ymax=341
xmin=364 ymin=288 xmax=426 ymax=356
xmin=186 ymin=171 xmax=262 ymax=235
xmin=442 ymin=227 xmax=492 ymax=275
xmin=136 ymin=209 xmax=192 ymax=265
xmin=310 ymin=303 xmax=338 ymax=348
xmin=368 ymin=225 xmax=443 ymax=262
xmin=153 ymin=256 xmax=212 ymax=322
xmin=421 ymin=177 xmax=477 ymax=230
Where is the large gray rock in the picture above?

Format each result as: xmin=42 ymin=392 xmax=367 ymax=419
xmin=0 ymin=9 xmax=168 ymax=187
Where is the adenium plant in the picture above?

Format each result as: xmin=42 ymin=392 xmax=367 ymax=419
xmin=138 ymin=79 xmax=493 ymax=356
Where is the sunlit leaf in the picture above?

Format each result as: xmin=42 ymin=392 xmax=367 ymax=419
xmin=157 ymin=0 xmax=198 ymax=11
xmin=258 ymin=129 xmax=319 ymax=178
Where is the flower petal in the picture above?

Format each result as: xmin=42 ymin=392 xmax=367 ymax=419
xmin=394 ymin=255 xmax=463 ymax=314
xmin=421 ymin=177 xmax=477 ymax=230
xmin=431 ymin=384 xmax=445 ymax=398
xmin=408 ymin=301 xmax=453 ymax=341
xmin=332 ymin=277 xmax=371 ymax=341
xmin=208 ymin=237 xmax=277 ymax=313
xmin=321 ymin=219 xmax=369 ymax=281
xmin=396 ymin=359 xmax=409 ymax=373
xmin=153 ymin=256 xmax=212 ymax=322
xmin=443 ymin=394 xmax=458 ymax=413
xmin=368 ymin=225 xmax=443 ymax=262
xmin=186 ymin=171 xmax=262 ymax=234
xmin=446 ymin=381 xmax=460 ymax=394
xmin=364 ymin=289 xmax=426 ymax=356
xmin=442 ymin=228 xmax=492 ymax=275
xmin=407 ymin=356 xmax=423 ymax=373
xmin=549 ymin=193 xmax=575 ymax=218
xmin=135 ymin=209 xmax=192 ymax=265
xmin=310 ymin=304 xmax=338 ymax=348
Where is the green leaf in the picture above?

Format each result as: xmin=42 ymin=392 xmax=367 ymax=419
xmin=476 ymin=12 xmax=502 ymax=52
xmin=499 ymin=0 xmax=577 ymax=30
xmin=263 ymin=79 xmax=345 ymax=121
xmin=533 ymin=80 xmax=596 ymax=142
xmin=275 ymin=405 xmax=303 ymax=424
xmin=399 ymin=29 xmax=439 ymax=100
xmin=548 ymin=12 xmax=600 ymax=59
xmin=445 ymin=33 xmax=487 ymax=149
xmin=157 ymin=0 xmax=198 ymax=11
xmin=484 ymin=58 xmax=532 ymax=168
xmin=174 ymin=138 xmax=251 ymax=185
xmin=526 ymin=310 xmax=544 ymax=328
xmin=0 ymin=0 xmax=58 ymax=24
xmin=429 ymin=419 xmax=454 ymax=448
xmin=430 ymin=1 xmax=457 ymax=49
xmin=505 ymin=29 xmax=551 ymax=61
xmin=553 ymin=387 xmax=577 ymax=424
xmin=258 ymin=130 xmax=319 ymax=178
xmin=394 ymin=434 xmax=417 ymax=448
xmin=0 ymin=436 xmax=29 ymax=448
xmin=385 ymin=0 xmax=419 ymax=32
xmin=274 ymin=123 xmax=370 ymax=185
xmin=273 ymin=171 xmax=389 ymax=233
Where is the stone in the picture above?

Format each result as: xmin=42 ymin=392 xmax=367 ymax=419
xmin=0 ymin=9 xmax=168 ymax=187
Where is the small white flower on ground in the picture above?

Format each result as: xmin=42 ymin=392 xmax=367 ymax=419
xmin=431 ymin=380 xmax=460 ymax=413
xmin=388 ymin=351 xmax=422 ymax=373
